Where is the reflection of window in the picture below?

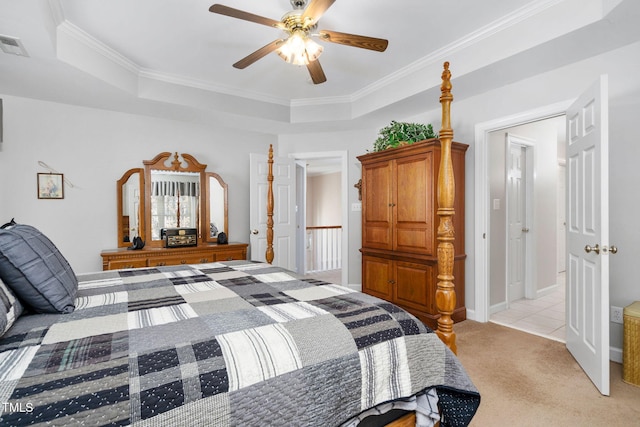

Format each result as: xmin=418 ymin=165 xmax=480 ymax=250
xmin=150 ymin=176 xmax=199 ymax=239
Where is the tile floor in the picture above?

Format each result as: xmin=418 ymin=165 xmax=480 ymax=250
xmin=490 ymin=273 xmax=566 ymax=342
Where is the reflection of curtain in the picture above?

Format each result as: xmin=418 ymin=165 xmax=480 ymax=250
xmin=151 ymin=181 xmax=199 ymax=197
xmin=188 ymin=197 xmax=198 ymax=225
xmin=151 ymin=181 xmax=200 ymax=238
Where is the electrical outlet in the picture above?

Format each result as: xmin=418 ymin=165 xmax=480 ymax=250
xmin=611 ymin=306 xmax=623 ymax=324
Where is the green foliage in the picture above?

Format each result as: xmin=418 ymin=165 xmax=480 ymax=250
xmin=373 ymin=121 xmax=438 ymax=152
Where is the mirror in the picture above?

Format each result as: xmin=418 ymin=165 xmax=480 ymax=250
xmin=149 ymin=170 xmax=201 ymax=241
xmin=117 ymin=168 xmax=144 ymax=248
xmin=205 ymin=172 xmax=228 ymax=241
xmin=117 ymin=152 xmax=228 ymax=248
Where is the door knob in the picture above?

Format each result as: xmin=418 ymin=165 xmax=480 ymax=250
xmin=250 ymin=229 xmax=259 ymax=235
xmin=584 ymin=244 xmax=600 ymax=254
xmin=610 ymin=245 xmax=618 ymax=254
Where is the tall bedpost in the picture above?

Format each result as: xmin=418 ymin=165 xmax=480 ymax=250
xmin=266 ymin=144 xmax=275 ymax=264
xmin=436 ymin=62 xmax=458 ymax=354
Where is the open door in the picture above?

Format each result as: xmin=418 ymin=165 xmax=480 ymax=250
xmin=565 ymin=75 xmax=610 ymax=395
xmin=249 ymin=148 xmax=296 ymax=270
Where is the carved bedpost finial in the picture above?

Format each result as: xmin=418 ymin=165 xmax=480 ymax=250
xmin=436 ymin=61 xmax=457 ymax=354
xmin=266 ymin=144 xmax=275 ymax=264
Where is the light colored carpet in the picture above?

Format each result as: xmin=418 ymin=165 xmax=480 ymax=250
xmin=454 ymin=320 xmax=640 ymax=426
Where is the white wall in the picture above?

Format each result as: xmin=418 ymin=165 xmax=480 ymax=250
xmin=307 ymin=172 xmax=341 ymax=227
xmin=0 ymin=96 xmax=276 ymax=273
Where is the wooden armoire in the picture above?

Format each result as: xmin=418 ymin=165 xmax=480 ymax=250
xmin=357 ymin=139 xmax=468 ymax=329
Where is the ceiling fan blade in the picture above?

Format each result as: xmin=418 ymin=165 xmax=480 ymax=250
xmin=209 ymin=4 xmax=283 ymax=28
xmin=307 ymin=60 xmax=327 ymax=84
xmin=319 ymin=30 xmax=388 ymax=52
xmin=233 ymin=39 xmax=285 ymax=69
xmin=301 ymin=0 xmax=336 ymax=26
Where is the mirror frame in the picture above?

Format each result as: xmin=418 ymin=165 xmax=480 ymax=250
xmin=117 ymin=152 xmax=229 ymax=249
xmin=116 ymin=168 xmax=145 ymax=248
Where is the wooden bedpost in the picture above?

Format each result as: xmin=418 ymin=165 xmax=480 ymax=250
xmin=436 ymin=62 xmax=458 ymax=354
xmin=266 ymin=144 xmax=275 ymax=264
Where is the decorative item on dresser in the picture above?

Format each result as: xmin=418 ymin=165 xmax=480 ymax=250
xmin=101 ymin=151 xmax=248 ymax=270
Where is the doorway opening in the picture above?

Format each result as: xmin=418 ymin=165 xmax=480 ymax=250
xmin=474 ymin=106 xmax=569 ymax=341
xmin=291 ymin=151 xmax=348 ymax=287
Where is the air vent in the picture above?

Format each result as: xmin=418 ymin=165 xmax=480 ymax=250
xmin=0 ymin=35 xmax=29 ymax=57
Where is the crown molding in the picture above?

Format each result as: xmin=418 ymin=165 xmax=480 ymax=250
xmin=350 ymin=0 xmax=566 ymax=102
xmin=57 ymin=21 xmax=140 ymax=75
xmin=138 ymin=69 xmax=291 ymax=107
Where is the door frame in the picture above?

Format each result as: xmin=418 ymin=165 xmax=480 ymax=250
xmin=505 ymin=133 xmax=536 ymax=304
xmin=473 ymin=100 xmax=572 ymax=322
xmin=288 ymin=150 xmax=349 ymax=287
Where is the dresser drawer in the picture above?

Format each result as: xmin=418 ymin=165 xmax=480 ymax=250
xmin=107 ymin=259 xmax=148 ymax=270
xmin=214 ymin=249 xmax=246 ymax=261
xmin=147 ymin=253 xmax=214 ymax=267
xmin=102 ymin=243 xmax=248 ymax=270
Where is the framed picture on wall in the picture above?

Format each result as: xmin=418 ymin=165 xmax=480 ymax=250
xmin=37 ymin=173 xmax=64 ymax=199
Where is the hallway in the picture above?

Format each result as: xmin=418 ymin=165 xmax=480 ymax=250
xmin=490 ymin=273 xmax=566 ymax=342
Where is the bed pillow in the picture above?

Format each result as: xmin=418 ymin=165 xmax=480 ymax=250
xmin=0 ymin=277 xmax=24 ymax=336
xmin=0 ymin=224 xmax=77 ymax=314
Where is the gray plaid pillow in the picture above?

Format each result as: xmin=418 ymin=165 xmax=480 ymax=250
xmin=0 ymin=224 xmax=77 ymax=314
xmin=0 ymin=277 xmax=24 ymax=336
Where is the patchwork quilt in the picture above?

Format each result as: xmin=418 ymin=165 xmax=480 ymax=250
xmin=0 ymin=261 xmax=479 ymax=426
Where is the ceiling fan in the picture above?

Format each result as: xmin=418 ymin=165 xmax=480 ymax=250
xmin=209 ymin=0 xmax=389 ymax=84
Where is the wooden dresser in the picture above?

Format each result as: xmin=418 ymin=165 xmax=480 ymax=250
xmin=357 ymin=139 xmax=467 ymax=329
xmin=100 ymin=243 xmax=248 ymax=271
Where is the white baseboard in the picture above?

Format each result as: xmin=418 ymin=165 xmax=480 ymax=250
xmin=465 ymin=308 xmax=477 ymax=321
xmin=610 ymin=346 xmax=623 ymax=364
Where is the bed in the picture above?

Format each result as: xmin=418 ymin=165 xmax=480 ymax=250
xmin=0 ymin=63 xmax=479 ymax=426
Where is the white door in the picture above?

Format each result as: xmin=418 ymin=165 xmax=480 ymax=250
xmin=507 ymin=142 xmax=527 ymax=302
xmin=295 ymin=161 xmax=307 ymax=275
xmin=565 ymin=75 xmax=610 ymax=395
xmin=249 ymin=150 xmax=296 ymax=270
xmin=557 ymin=164 xmax=567 ymax=273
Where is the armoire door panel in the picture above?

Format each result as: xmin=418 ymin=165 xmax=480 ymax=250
xmin=364 ymin=162 xmax=392 ymax=222
xmin=394 ymin=261 xmax=433 ymax=313
xmin=363 ymin=161 xmax=393 ymax=249
xmin=395 ymin=154 xmax=432 ymax=224
xmin=394 ymin=228 xmax=430 ymax=253
xmin=364 ymin=225 xmax=392 ymax=248
xmin=394 ymin=154 xmax=434 ymax=254
xmin=362 ymin=256 xmax=393 ymax=300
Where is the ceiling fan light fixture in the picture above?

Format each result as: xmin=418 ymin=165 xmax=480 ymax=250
xmin=276 ymin=30 xmax=323 ymax=66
